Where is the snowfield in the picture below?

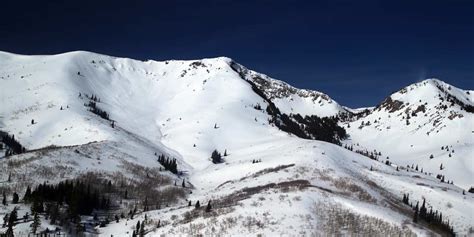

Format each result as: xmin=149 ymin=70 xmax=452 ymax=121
xmin=344 ymin=79 xmax=474 ymax=190
xmin=0 ymin=51 xmax=472 ymax=236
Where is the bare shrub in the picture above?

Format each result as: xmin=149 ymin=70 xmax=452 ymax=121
xmin=243 ymin=164 xmax=295 ymax=181
xmin=313 ymin=202 xmax=417 ymax=236
xmin=333 ymin=177 xmax=376 ymax=203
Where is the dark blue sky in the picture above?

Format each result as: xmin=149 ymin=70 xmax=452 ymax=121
xmin=1 ymin=0 xmax=473 ymax=107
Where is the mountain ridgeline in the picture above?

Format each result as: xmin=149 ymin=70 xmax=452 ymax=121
xmin=230 ymin=61 xmax=348 ymax=145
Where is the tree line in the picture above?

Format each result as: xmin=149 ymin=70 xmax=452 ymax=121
xmin=25 ymin=180 xmax=112 ymax=217
xmin=86 ymin=100 xmax=110 ymax=121
xmin=157 ymin=154 xmax=178 ymax=174
xmin=402 ymin=194 xmax=455 ymax=236
xmin=242 ymin=78 xmax=347 ymax=145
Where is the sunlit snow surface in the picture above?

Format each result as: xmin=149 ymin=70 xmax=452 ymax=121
xmin=0 ymin=51 xmax=472 ymax=236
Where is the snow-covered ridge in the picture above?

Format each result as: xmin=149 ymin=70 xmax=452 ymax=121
xmin=344 ymin=78 xmax=473 ymax=190
xmin=229 ymin=61 xmax=348 ymax=117
xmin=0 ymin=50 xmax=271 ymax=150
xmin=377 ymin=78 xmax=473 ymax=112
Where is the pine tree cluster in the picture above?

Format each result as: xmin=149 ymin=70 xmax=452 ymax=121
xmin=86 ymin=100 xmax=110 ymax=120
xmin=243 ymin=79 xmax=347 ymax=145
xmin=1 ymin=131 xmax=26 ymax=156
xmin=402 ymin=194 xmax=455 ymax=236
xmin=291 ymin=114 xmax=348 ymax=144
xmin=25 ymin=180 xmax=112 ymax=218
xmin=344 ymin=145 xmax=381 ymax=160
xmin=3 ymin=207 xmax=17 ymax=236
xmin=158 ymin=154 xmax=178 ymax=174
xmin=211 ymin=150 xmax=222 ymax=164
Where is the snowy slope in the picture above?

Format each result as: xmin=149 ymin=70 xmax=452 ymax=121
xmin=0 ymin=51 xmax=472 ymax=236
xmin=230 ymin=62 xmax=348 ymax=117
xmin=343 ymin=79 xmax=474 ymax=190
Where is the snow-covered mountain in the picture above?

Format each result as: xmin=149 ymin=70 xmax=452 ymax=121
xmin=343 ymin=79 xmax=474 ymax=189
xmin=0 ymin=51 xmax=472 ymax=236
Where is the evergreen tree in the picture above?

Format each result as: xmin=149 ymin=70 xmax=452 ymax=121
xmin=195 ymin=201 xmax=200 ymax=209
xmin=143 ymin=197 xmax=149 ymax=212
xmin=136 ymin=220 xmax=141 ymax=234
xmin=402 ymin=194 xmax=409 ymax=204
xmin=5 ymin=224 xmax=13 ymax=237
xmin=413 ymin=205 xmax=418 ymax=223
xmin=31 ymin=198 xmax=44 ymax=213
xmin=2 ymin=134 xmax=26 ymax=155
xmin=3 ymin=208 xmax=17 ymax=237
xmin=31 ymin=212 xmax=41 ymax=234
xmin=420 ymin=199 xmax=427 ymax=219
xmin=24 ymin=186 xmax=32 ymax=202
xmin=2 ymin=192 xmax=6 ymax=206
xmin=206 ymin=200 xmax=212 ymax=212
xmin=2 ymin=214 xmax=8 ymax=228
xmin=211 ymin=150 xmax=222 ymax=164
xmin=188 ymin=200 xmax=192 ymax=206
xmin=49 ymin=204 xmax=59 ymax=225
xmin=405 ymin=194 xmax=410 ymax=205
xmin=157 ymin=155 xmax=178 ymax=174
xmin=182 ymin=179 xmax=186 ymax=188
xmin=139 ymin=220 xmax=146 ymax=237
xmin=12 ymin=192 xmax=19 ymax=204
xmin=8 ymin=207 xmax=17 ymax=227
